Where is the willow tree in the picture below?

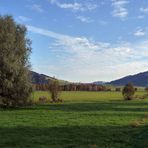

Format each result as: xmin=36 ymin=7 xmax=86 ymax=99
xmin=0 ymin=15 xmax=32 ymax=107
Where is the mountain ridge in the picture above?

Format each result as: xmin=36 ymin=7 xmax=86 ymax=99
xmin=108 ymin=71 xmax=148 ymax=86
xmin=30 ymin=71 xmax=148 ymax=87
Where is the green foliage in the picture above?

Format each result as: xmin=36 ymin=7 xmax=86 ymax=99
xmin=49 ymin=80 xmax=61 ymax=102
xmin=0 ymin=15 xmax=32 ymax=107
xmin=122 ymin=83 xmax=135 ymax=100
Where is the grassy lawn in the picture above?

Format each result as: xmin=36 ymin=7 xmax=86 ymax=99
xmin=0 ymin=91 xmax=148 ymax=148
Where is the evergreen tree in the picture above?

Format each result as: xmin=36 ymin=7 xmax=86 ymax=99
xmin=0 ymin=15 xmax=32 ymax=107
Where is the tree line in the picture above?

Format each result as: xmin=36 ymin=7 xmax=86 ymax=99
xmin=33 ymin=83 xmax=108 ymax=91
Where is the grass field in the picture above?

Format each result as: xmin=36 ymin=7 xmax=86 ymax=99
xmin=0 ymin=91 xmax=148 ymax=148
xmin=31 ymin=90 xmax=146 ymax=102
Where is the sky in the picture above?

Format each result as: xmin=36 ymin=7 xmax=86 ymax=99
xmin=0 ymin=0 xmax=148 ymax=82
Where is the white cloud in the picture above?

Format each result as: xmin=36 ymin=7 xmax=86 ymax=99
xmin=112 ymin=0 xmax=129 ymax=20
xmin=31 ymin=4 xmax=44 ymax=12
xmin=56 ymin=3 xmax=82 ymax=10
xmin=28 ymin=25 xmax=148 ymax=82
xmin=140 ymin=7 xmax=148 ymax=13
xmin=109 ymin=61 xmax=148 ymax=80
xmin=27 ymin=25 xmax=70 ymax=40
xmin=49 ymin=0 xmax=97 ymax=12
xmin=17 ymin=16 xmax=31 ymax=22
xmin=76 ymin=16 xmax=93 ymax=23
xmin=134 ymin=27 xmax=146 ymax=37
xmin=137 ymin=15 xmax=145 ymax=19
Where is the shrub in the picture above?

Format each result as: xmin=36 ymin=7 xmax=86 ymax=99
xmin=115 ymin=88 xmax=121 ymax=91
xmin=131 ymin=121 xmax=141 ymax=128
xmin=141 ymin=94 xmax=148 ymax=99
xmin=145 ymin=87 xmax=148 ymax=92
xmin=106 ymin=88 xmax=111 ymax=91
xmin=122 ymin=83 xmax=135 ymax=100
xmin=39 ymin=96 xmax=47 ymax=104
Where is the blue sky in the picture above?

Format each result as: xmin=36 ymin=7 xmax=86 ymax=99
xmin=0 ymin=0 xmax=148 ymax=82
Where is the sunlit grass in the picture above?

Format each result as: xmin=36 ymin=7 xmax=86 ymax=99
xmin=0 ymin=91 xmax=148 ymax=148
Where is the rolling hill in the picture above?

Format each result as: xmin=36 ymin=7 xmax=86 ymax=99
xmin=30 ymin=71 xmax=69 ymax=85
xmin=108 ymin=71 xmax=148 ymax=87
xmin=30 ymin=71 xmax=148 ymax=87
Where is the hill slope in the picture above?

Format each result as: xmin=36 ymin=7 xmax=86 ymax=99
xmin=108 ymin=71 xmax=148 ymax=86
xmin=30 ymin=71 xmax=54 ymax=84
xmin=31 ymin=71 xmax=148 ymax=86
xmin=30 ymin=71 xmax=69 ymax=85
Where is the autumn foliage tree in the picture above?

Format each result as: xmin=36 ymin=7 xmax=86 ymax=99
xmin=0 ymin=15 xmax=32 ymax=107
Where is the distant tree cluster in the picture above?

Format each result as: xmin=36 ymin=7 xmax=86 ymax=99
xmin=61 ymin=84 xmax=107 ymax=91
xmin=0 ymin=15 xmax=32 ymax=107
xmin=33 ymin=83 xmax=107 ymax=91
xmin=33 ymin=84 xmax=50 ymax=91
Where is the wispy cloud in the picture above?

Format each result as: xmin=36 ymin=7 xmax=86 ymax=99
xmin=140 ymin=7 xmax=148 ymax=13
xmin=98 ymin=20 xmax=108 ymax=26
xmin=30 ymin=4 xmax=44 ymax=13
xmin=76 ymin=16 xmax=93 ymax=23
xmin=137 ymin=15 xmax=145 ymax=19
xmin=134 ymin=27 xmax=146 ymax=37
xmin=17 ymin=16 xmax=31 ymax=22
xmin=27 ymin=25 xmax=148 ymax=82
xmin=49 ymin=0 xmax=97 ymax=12
xmin=111 ymin=0 xmax=129 ymax=20
xmin=27 ymin=25 xmax=73 ymax=40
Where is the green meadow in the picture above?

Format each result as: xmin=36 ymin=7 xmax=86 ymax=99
xmin=0 ymin=91 xmax=148 ymax=148
xmin=32 ymin=90 xmax=146 ymax=102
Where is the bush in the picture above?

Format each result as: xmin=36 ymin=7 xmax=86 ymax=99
xmin=115 ymin=88 xmax=121 ymax=91
xmin=131 ymin=121 xmax=141 ymax=128
xmin=39 ymin=96 xmax=48 ymax=104
xmin=141 ymin=94 xmax=148 ymax=99
xmin=106 ymin=88 xmax=111 ymax=91
xmin=145 ymin=87 xmax=148 ymax=92
xmin=122 ymin=83 xmax=135 ymax=100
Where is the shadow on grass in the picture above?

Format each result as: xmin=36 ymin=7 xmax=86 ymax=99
xmin=1 ymin=101 xmax=148 ymax=113
xmin=34 ymin=101 xmax=148 ymax=112
xmin=0 ymin=125 xmax=147 ymax=148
